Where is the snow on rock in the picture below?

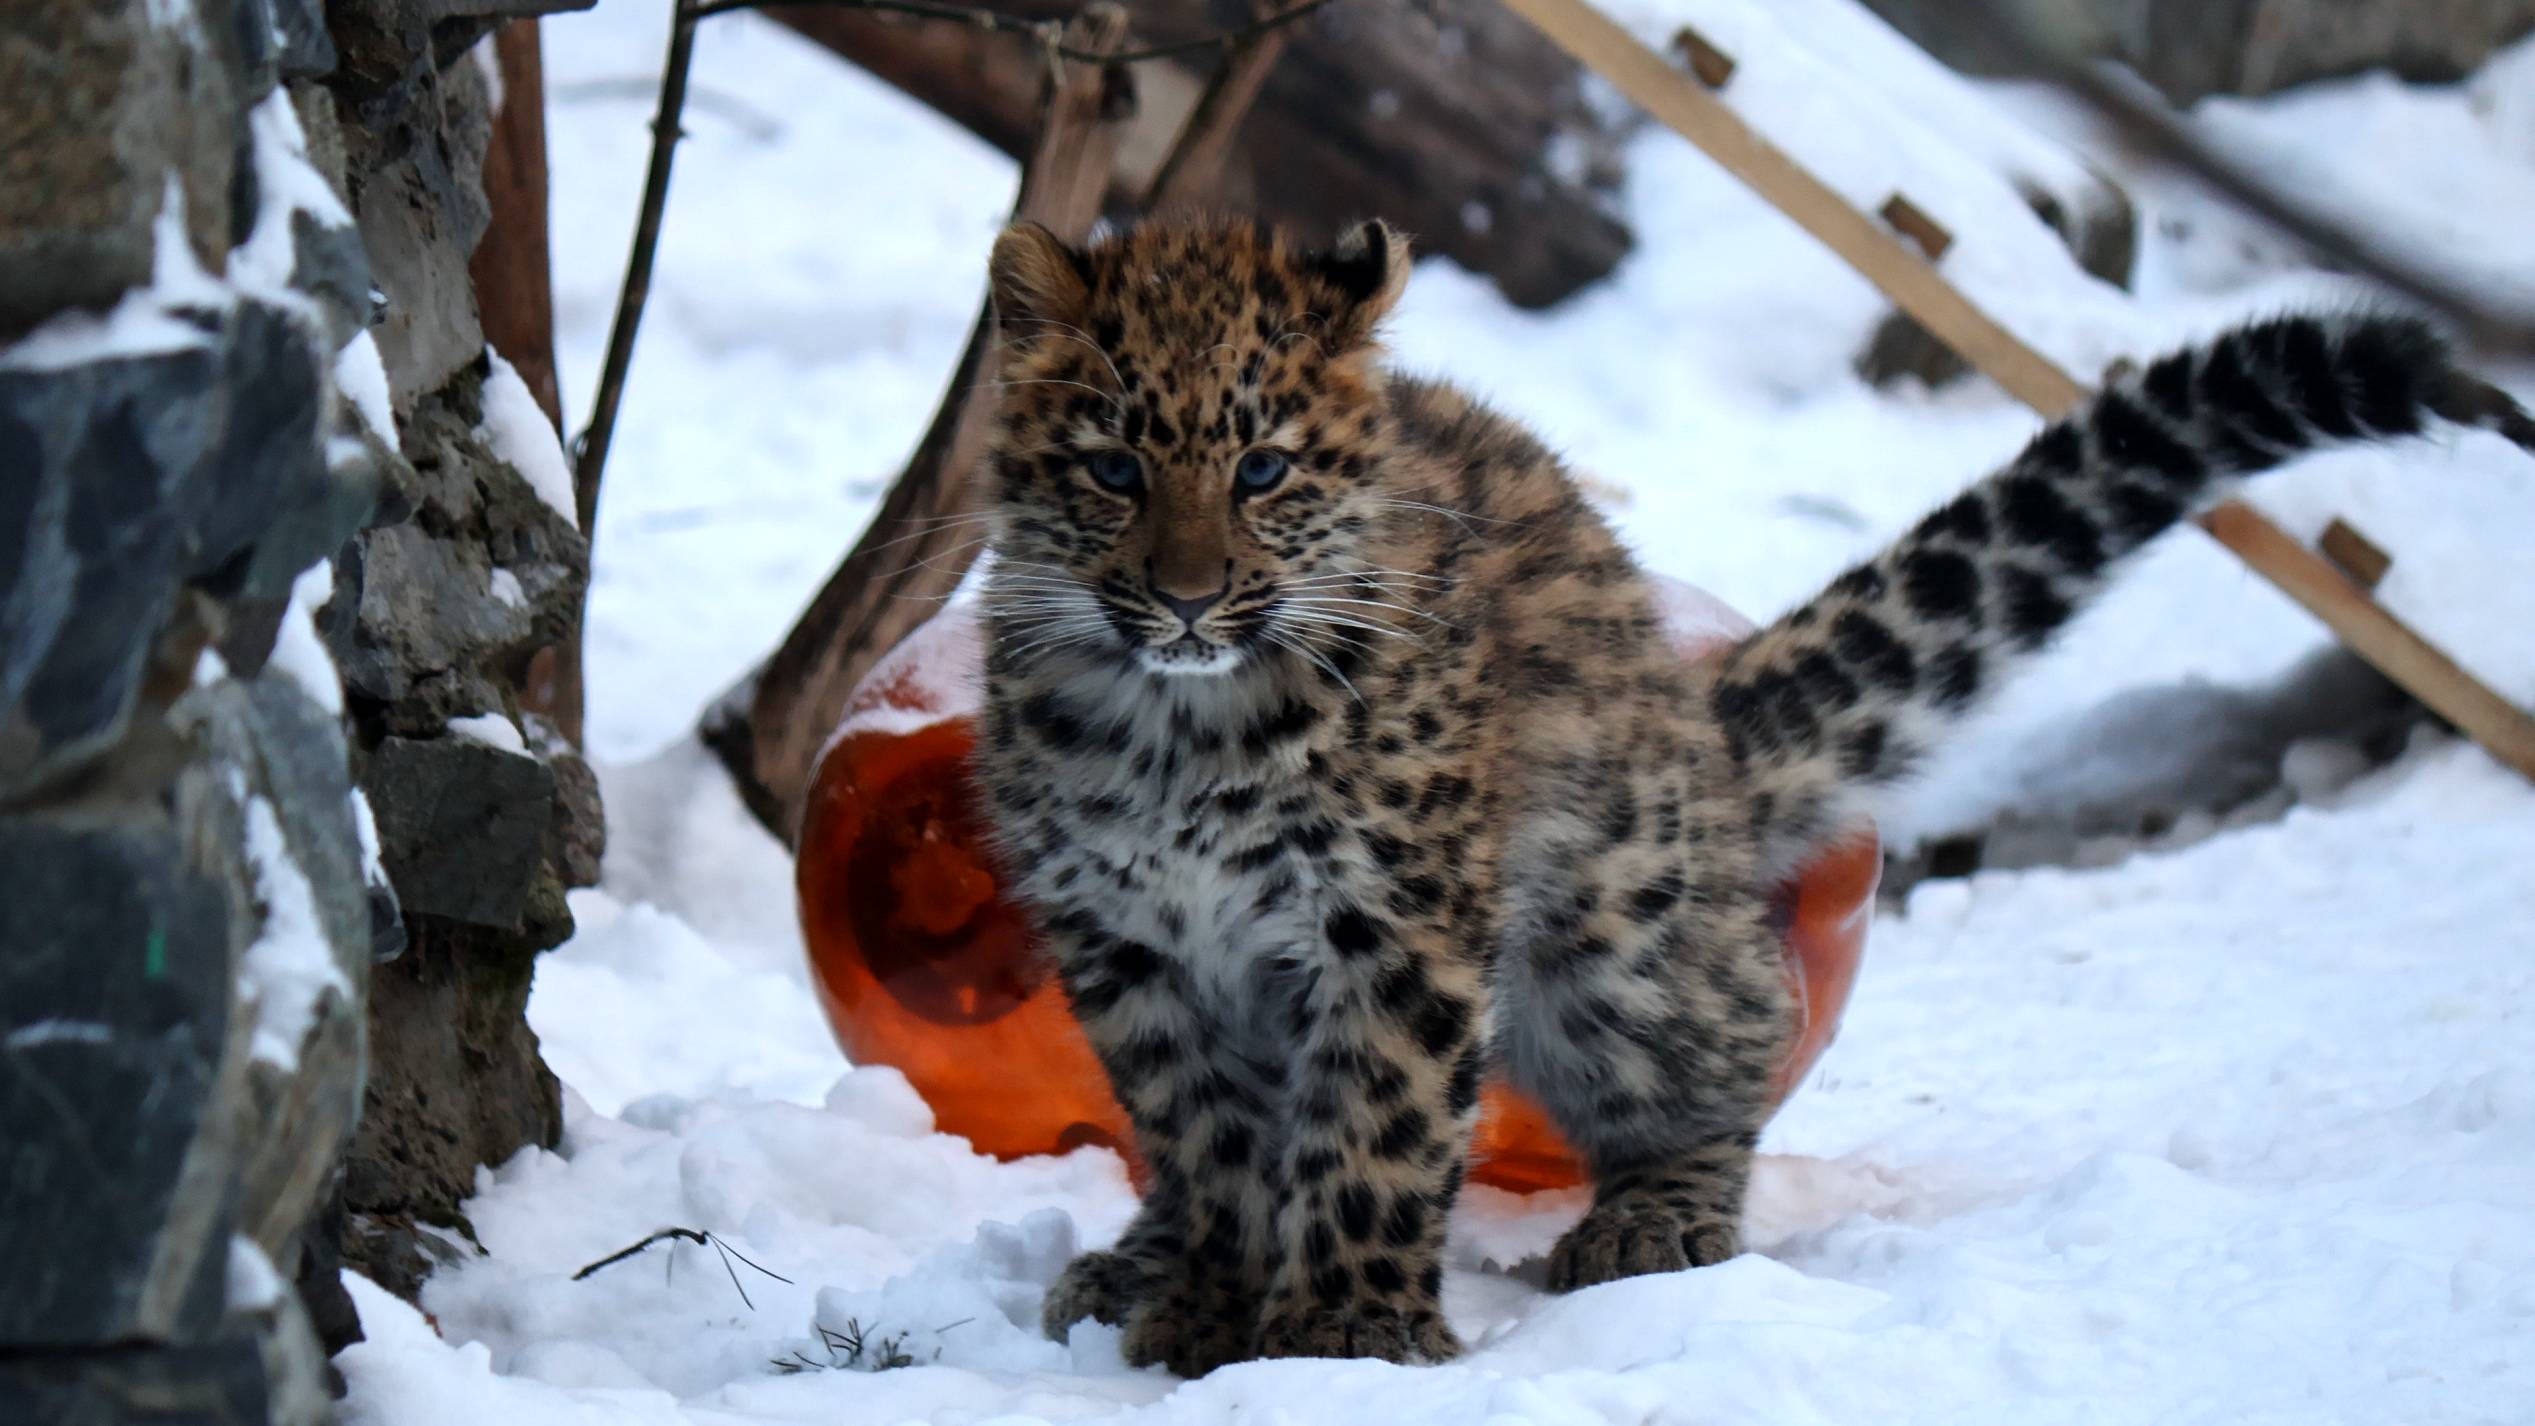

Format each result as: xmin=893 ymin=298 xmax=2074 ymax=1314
xmin=349 ymin=787 xmax=386 ymax=882
xmin=336 ymin=330 xmax=397 ymax=443
xmin=269 ymin=559 xmax=343 ymax=715
xmin=228 ymin=1236 xmax=286 ymax=1312
xmin=480 ymin=348 xmax=579 ymax=529
xmin=231 ymin=87 xmax=352 ymax=301
xmin=0 ymin=180 xmax=224 ymax=373
xmin=447 ymin=711 xmax=529 ymax=755
xmin=238 ymin=789 xmax=348 ymax=1071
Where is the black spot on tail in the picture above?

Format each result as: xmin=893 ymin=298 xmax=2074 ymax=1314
xmin=2143 ymin=350 xmax=2196 ymax=422
xmin=1901 ymin=548 xmax=1982 ymax=623
xmin=2338 ymin=318 xmax=2436 ymax=436
xmin=2200 ymin=333 xmax=2306 ymax=455
xmin=1999 ymin=475 xmax=2106 ymax=574
xmin=2272 ymin=317 xmax=2360 ymax=438
xmin=2092 ymin=391 xmax=2207 ymax=491
xmin=1930 ymin=647 xmax=1983 ymax=709
xmin=1914 ymin=490 xmax=1993 ymax=545
xmin=1831 ymin=610 xmax=1916 ymax=693
xmin=1999 ymin=566 xmax=2069 ymax=648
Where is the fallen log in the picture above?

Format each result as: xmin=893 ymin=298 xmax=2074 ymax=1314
xmin=760 ymin=0 xmax=1634 ymax=308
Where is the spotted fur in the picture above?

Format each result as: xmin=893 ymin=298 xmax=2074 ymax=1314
xmin=968 ymin=217 xmax=2534 ymax=1376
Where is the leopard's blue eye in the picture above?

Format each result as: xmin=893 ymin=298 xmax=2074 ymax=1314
xmin=1235 ymin=449 xmax=1289 ymax=494
xmin=1087 ymin=450 xmax=1143 ymax=493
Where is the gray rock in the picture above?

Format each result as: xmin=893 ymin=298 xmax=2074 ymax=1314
xmin=343 ymin=523 xmax=533 ymax=716
xmin=334 ymin=362 xmax=586 ymax=735
xmin=273 ymin=0 xmax=339 ymax=80
xmin=187 ymin=676 xmax=373 ymax=1260
xmin=0 ymin=1301 xmax=329 ymax=1426
xmin=0 ymin=0 xmax=250 ymax=335
xmin=364 ymin=734 xmax=556 ymax=929
xmin=338 ymin=27 xmax=493 ymax=417
xmin=0 ymin=297 xmax=346 ymax=801
xmin=0 ymin=814 xmax=242 ymax=1347
xmin=0 ymin=0 xmax=600 ymax=1393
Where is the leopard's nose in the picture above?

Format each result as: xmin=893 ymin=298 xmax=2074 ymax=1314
xmin=1149 ymin=559 xmax=1232 ymax=629
xmin=1153 ymin=582 xmax=1227 ymax=627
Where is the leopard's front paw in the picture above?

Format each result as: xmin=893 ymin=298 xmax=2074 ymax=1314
xmin=1256 ymin=1296 xmax=1461 ymax=1365
xmin=1118 ymin=1276 xmax=1262 ymax=1378
xmin=1546 ymin=1189 xmax=1738 ymax=1291
xmin=1042 ymin=1249 xmax=1151 ymax=1338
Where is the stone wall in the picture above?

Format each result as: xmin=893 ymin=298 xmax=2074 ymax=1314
xmin=2 ymin=1 xmax=593 ymax=1419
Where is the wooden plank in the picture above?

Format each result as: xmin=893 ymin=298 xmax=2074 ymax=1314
xmin=1501 ymin=0 xmax=2535 ymax=781
xmin=1499 ymin=0 xmax=2087 ymax=416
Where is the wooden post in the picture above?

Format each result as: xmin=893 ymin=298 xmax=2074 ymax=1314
xmin=1500 ymin=0 xmax=2535 ymax=782
xmin=707 ymin=7 xmax=1141 ymax=840
xmin=470 ymin=20 xmax=562 ymax=429
xmin=467 ymin=18 xmax=580 ymax=745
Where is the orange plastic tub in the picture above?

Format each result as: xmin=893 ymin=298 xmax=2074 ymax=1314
xmin=796 ymin=578 xmax=1877 ymax=1193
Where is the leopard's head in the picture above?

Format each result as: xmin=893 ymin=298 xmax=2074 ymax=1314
xmin=980 ymin=217 xmax=1413 ymax=677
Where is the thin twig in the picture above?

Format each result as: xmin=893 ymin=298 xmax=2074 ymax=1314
xmin=572 ymin=1227 xmax=795 ymax=1311
xmin=568 ymin=4 xmax=699 ymax=534
xmin=681 ymin=0 xmax=1341 ymax=64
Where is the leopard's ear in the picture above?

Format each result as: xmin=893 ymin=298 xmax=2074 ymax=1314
xmin=1310 ymin=219 xmax=1413 ymax=343
xmin=989 ymin=221 xmax=1091 ymax=330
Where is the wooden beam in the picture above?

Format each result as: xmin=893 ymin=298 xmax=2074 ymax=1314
xmin=1500 ymin=0 xmax=2535 ymax=781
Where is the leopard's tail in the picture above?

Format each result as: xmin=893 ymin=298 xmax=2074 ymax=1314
xmin=1705 ymin=311 xmax=2534 ymax=875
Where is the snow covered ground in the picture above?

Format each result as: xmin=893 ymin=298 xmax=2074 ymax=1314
xmin=335 ymin=5 xmax=2535 ymax=1423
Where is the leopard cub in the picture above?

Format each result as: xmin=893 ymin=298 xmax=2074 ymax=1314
xmin=966 ymin=217 xmax=2533 ymax=1375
